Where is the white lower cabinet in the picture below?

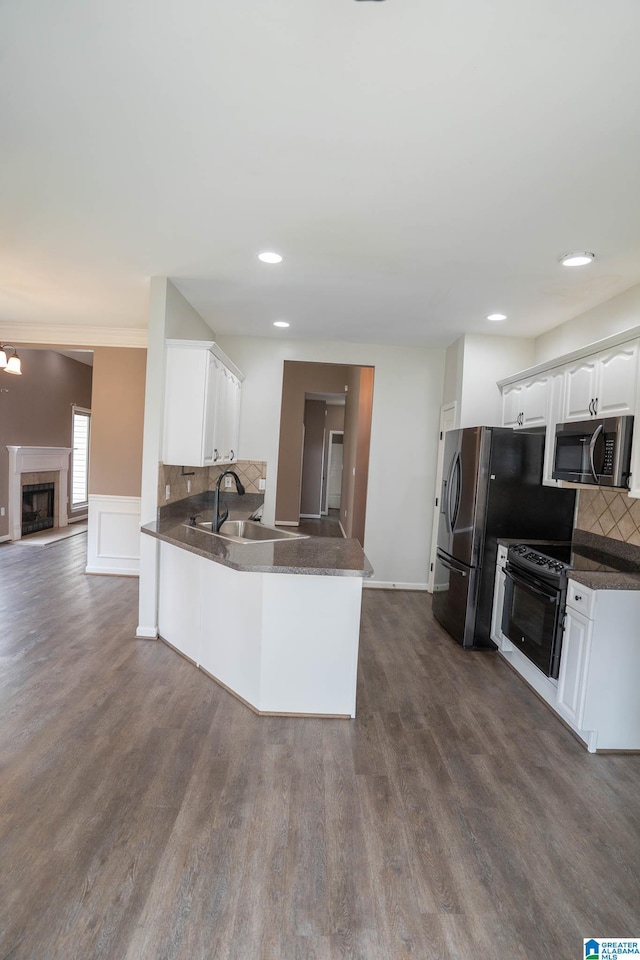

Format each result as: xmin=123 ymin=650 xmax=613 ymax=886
xmin=156 ymin=540 xmax=364 ymax=717
xmin=555 ymin=606 xmax=591 ymax=732
xmin=555 ymin=581 xmax=640 ymax=752
xmin=158 ymin=541 xmax=203 ymax=664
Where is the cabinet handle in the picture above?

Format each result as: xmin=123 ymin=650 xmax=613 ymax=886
xmin=593 ymin=397 xmax=598 ymax=414
xmin=230 ymin=450 xmax=235 ymax=460
xmin=574 ymin=594 xmax=582 ymax=601
xmin=213 ymin=449 xmax=219 ymax=461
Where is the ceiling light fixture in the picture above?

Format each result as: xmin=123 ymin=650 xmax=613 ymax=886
xmin=486 ymin=313 xmax=507 ymax=322
xmin=0 ymin=345 xmax=22 ymax=375
xmin=258 ymin=251 xmax=283 ymax=264
xmin=560 ymin=251 xmax=595 ymax=267
xmin=273 ymin=321 xmax=290 ymax=328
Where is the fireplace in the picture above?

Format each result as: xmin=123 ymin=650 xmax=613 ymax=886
xmin=22 ymin=482 xmax=55 ymax=535
xmin=7 ymin=446 xmax=73 ymax=542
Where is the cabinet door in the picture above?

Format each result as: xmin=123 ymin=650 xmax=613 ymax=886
xmin=158 ymin=542 xmax=202 ymax=664
xmin=542 ymin=372 xmax=565 ymax=486
xmin=213 ymin=365 xmax=230 ymax=463
xmin=203 ymin=353 xmax=221 ymax=465
xmin=226 ymin=374 xmax=241 ymax=462
xmin=563 ymin=359 xmax=598 ymax=421
xmin=521 ymin=375 xmax=549 ymax=428
xmin=596 ymin=342 xmax=638 ymax=417
xmin=502 ymin=383 xmax=524 ymax=428
xmin=163 ymin=346 xmax=209 ymax=466
xmin=555 ymin=608 xmax=592 ymax=729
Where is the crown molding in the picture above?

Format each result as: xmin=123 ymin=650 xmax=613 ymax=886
xmin=0 ymin=323 xmax=147 ymax=348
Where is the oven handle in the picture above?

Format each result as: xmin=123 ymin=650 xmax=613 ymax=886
xmin=504 ymin=566 xmax=558 ymax=603
xmin=589 ymin=423 xmax=604 ymax=483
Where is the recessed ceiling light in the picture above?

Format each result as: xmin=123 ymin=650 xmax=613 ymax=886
xmin=560 ymin=252 xmax=595 ymax=267
xmin=258 ymin=251 xmax=283 ymax=264
xmin=273 ymin=321 xmax=290 ymax=328
xmin=486 ymin=313 xmax=507 ymax=322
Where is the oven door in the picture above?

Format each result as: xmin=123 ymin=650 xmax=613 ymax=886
xmin=501 ymin=564 xmax=564 ymax=678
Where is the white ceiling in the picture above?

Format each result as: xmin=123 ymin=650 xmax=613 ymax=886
xmin=3 ymin=0 xmax=640 ymax=348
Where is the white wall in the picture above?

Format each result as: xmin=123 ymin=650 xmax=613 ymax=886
xmin=459 ymin=335 xmax=535 ymax=426
xmin=138 ymin=278 xmax=217 ymax=636
xmin=443 ymin=334 xmax=535 ymax=428
xmin=535 ymin=281 xmax=640 ymax=364
xmin=165 ymin=280 xmax=215 ymax=340
xmin=217 ymin=335 xmax=445 ymax=589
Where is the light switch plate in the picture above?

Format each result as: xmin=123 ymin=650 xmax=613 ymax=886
xmin=259 ymin=479 xmax=266 ymax=491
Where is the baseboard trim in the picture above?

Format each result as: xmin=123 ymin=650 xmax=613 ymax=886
xmin=136 ymin=626 xmax=159 ymax=639
xmin=274 ymin=520 xmax=299 ymax=527
xmin=86 ymin=565 xmax=139 ymax=577
xmin=0 ymin=535 xmax=10 ymax=543
xmin=364 ymin=580 xmax=429 ymax=591
xmin=299 ymin=513 xmax=321 ymax=519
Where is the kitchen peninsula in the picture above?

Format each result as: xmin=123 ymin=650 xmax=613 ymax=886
xmin=142 ymin=517 xmax=373 ymax=718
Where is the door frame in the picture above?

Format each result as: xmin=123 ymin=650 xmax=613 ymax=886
xmin=428 ymin=402 xmax=457 ymax=593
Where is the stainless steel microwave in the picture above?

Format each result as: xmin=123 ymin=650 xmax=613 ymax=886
xmin=552 ymin=415 xmax=634 ymax=488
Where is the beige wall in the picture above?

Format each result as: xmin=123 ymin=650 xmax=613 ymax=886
xmin=89 ymin=347 xmax=147 ymax=497
xmin=300 ymin=399 xmax=327 ymax=517
xmin=0 ymin=349 xmax=92 ymax=538
xmin=340 ymin=365 xmax=373 ymax=544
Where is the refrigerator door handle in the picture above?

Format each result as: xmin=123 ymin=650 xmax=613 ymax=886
xmin=438 ymin=555 xmax=468 ymax=577
xmin=450 ymin=452 xmax=462 ymax=531
xmin=443 ymin=454 xmax=455 ymax=531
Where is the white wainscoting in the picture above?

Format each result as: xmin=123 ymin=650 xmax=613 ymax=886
xmin=86 ymin=495 xmax=141 ymax=576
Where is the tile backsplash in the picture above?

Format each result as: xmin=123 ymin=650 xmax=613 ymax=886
xmin=576 ymin=488 xmax=640 ymax=547
xmin=158 ymin=460 xmax=266 ymax=507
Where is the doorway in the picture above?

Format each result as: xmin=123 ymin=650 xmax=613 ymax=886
xmin=275 ymin=361 xmax=374 ymax=546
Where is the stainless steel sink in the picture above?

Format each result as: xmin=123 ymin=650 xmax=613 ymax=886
xmin=184 ymin=519 xmax=309 ymax=544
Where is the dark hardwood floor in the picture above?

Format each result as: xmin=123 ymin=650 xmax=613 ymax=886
xmin=0 ymin=535 xmax=638 ymax=959
xmin=293 ymin=509 xmax=343 ymax=538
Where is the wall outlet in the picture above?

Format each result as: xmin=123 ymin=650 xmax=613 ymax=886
xmin=0 ymin=507 xmax=4 ymax=517
xmin=165 ymin=484 xmax=171 ymax=500
xmin=258 ymin=478 xmax=266 ymax=491
xmin=224 ymin=475 xmax=233 ymax=488
xmin=187 ymin=479 xmax=191 ymax=493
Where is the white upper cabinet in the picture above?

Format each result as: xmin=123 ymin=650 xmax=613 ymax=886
xmin=163 ymin=340 xmax=244 ymax=467
xmin=562 ymin=342 xmax=638 ymax=422
xmin=501 ymin=374 xmax=550 ymax=429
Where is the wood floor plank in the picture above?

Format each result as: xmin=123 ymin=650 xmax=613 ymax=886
xmin=0 ymin=540 xmax=639 ymax=959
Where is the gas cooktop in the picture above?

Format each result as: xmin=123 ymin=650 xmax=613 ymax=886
xmin=508 ymin=541 xmax=639 ymax=580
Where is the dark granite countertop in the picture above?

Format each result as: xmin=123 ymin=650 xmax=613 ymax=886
xmin=142 ymin=517 xmax=374 ymax=578
xmin=498 ymin=531 xmax=640 ymax=591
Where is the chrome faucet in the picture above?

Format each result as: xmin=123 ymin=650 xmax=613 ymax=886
xmin=212 ymin=470 xmax=245 ymax=532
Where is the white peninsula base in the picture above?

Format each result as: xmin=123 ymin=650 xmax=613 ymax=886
xmin=157 ymin=541 xmax=364 ymax=717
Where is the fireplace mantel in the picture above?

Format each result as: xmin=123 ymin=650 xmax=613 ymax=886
xmin=7 ymin=446 xmax=73 ymax=541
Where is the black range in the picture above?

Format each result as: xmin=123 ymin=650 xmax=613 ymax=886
xmin=502 ymin=541 xmax=640 ymax=679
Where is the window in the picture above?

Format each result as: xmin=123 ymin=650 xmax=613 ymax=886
xmin=72 ymin=406 xmax=91 ymax=507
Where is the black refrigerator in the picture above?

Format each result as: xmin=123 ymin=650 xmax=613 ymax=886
xmin=432 ymin=426 xmax=576 ymax=649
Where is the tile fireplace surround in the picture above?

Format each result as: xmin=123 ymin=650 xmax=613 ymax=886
xmin=7 ymin=446 xmax=73 ymax=541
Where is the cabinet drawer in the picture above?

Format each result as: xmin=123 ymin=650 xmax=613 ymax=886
xmin=567 ymin=580 xmax=596 ymax=619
